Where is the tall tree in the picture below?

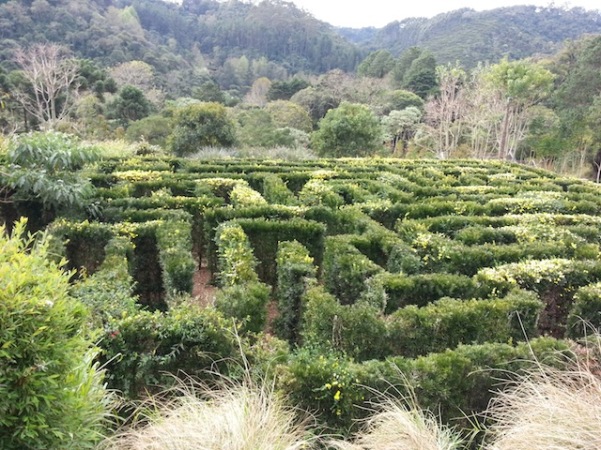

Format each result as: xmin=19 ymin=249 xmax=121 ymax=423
xmin=422 ymin=64 xmax=467 ymax=159
xmin=168 ymin=102 xmax=236 ymax=156
xmin=486 ymin=58 xmax=555 ymax=160
xmin=12 ymin=44 xmax=79 ymax=130
xmin=357 ymin=50 xmax=395 ymax=78
xmin=381 ymin=106 xmax=422 ymax=156
xmin=311 ymin=102 xmax=382 ymax=157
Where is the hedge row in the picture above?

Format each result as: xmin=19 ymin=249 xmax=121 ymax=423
xmin=476 ymin=258 xmax=601 ymax=335
xmin=213 ymin=221 xmax=270 ymax=333
xmin=48 ymin=219 xmax=196 ymax=311
xmin=302 ymin=286 xmax=542 ymax=360
xmin=275 ymin=241 xmax=318 ymax=345
xmin=279 ymin=337 xmax=571 ymax=433
xmin=100 ymin=305 xmax=239 ymax=398
xmin=322 ymin=236 xmax=383 ymax=305
xmin=235 ymin=218 xmax=325 ymax=287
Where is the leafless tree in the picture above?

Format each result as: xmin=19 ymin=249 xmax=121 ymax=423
xmin=13 ymin=43 xmax=79 ymax=130
xmin=423 ymin=64 xmax=467 ymax=159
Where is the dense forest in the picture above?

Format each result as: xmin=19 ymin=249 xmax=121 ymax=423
xmin=340 ymin=5 xmax=601 ymax=67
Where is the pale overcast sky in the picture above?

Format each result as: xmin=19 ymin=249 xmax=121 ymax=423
xmin=288 ymin=0 xmax=601 ymax=28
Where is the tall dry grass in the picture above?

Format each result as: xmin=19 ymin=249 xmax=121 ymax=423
xmin=100 ymin=377 xmax=314 ymax=450
xmin=485 ymin=340 xmax=601 ymax=450
xmin=329 ymin=392 xmax=463 ymax=450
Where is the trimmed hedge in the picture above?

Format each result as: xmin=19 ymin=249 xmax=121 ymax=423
xmin=214 ymin=221 xmax=259 ymax=286
xmin=204 ymin=205 xmax=301 ymax=276
xmin=236 ymin=218 xmax=325 ymax=287
xmin=279 ymin=337 xmax=570 ymax=434
xmin=323 ymin=236 xmax=383 ymax=305
xmin=215 ymin=282 xmax=271 ymax=334
xmin=386 ymin=289 xmax=543 ymax=357
xmin=100 ymin=305 xmax=238 ymax=398
xmin=301 ymin=285 xmax=390 ymax=361
xmin=476 ymin=258 xmax=601 ymax=336
xmin=367 ymin=272 xmax=478 ymax=314
xmin=567 ymin=282 xmax=601 ymax=338
xmin=262 ymin=174 xmax=297 ymax=205
xmin=275 ymin=241 xmax=317 ymax=345
xmin=70 ymin=236 xmax=139 ymax=327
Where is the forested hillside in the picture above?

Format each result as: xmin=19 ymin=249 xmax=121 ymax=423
xmin=1 ymin=0 xmax=601 ymax=179
xmin=0 ymin=0 xmax=360 ymax=98
xmin=339 ymin=5 xmax=601 ymax=67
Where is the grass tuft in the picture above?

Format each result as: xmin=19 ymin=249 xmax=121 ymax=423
xmin=485 ymin=340 xmax=601 ymax=450
xmin=100 ymin=376 xmax=314 ymax=450
xmin=329 ymin=393 xmax=463 ymax=450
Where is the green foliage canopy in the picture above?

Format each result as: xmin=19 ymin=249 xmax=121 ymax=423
xmin=311 ymin=102 xmax=383 ymax=157
xmin=168 ymin=102 xmax=236 ymax=156
xmin=1 ymin=132 xmax=99 ymax=213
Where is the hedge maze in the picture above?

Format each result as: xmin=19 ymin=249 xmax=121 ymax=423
xmin=46 ymin=157 xmax=601 ymax=432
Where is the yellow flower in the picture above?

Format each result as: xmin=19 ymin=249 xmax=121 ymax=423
xmin=334 ymin=390 xmax=341 ymax=402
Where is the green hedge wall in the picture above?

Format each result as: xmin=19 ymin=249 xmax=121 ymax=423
xmin=279 ymin=337 xmax=570 ymax=434
xmin=323 ymin=236 xmax=383 ymax=305
xmin=275 ymin=241 xmax=318 ymax=345
xmin=236 ymin=218 xmax=325 ymax=287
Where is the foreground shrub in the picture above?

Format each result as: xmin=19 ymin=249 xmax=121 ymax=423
xmin=100 ymin=303 xmax=238 ymax=398
xmin=0 ymin=220 xmax=111 ymax=449
xmin=101 ymin=377 xmax=314 ymax=450
xmin=485 ymin=361 xmax=601 ymax=449
xmin=280 ymin=338 xmax=569 ymax=434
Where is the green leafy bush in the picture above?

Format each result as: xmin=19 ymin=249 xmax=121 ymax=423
xmin=100 ymin=304 xmax=238 ymax=398
xmin=168 ymin=102 xmax=236 ymax=156
xmin=2 ymin=131 xmax=99 ymax=217
xmin=215 ymin=282 xmax=271 ymax=334
xmin=0 ymin=220 xmax=110 ymax=449
xmin=310 ymin=102 xmax=383 ymax=157
xmin=567 ymin=282 xmax=601 ymax=337
xmin=323 ymin=236 xmax=383 ymax=305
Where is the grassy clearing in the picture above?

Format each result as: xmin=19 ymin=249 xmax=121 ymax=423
xmin=188 ymin=146 xmax=317 ymax=161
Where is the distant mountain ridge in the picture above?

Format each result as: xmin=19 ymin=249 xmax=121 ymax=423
xmin=338 ymin=5 xmax=601 ymax=67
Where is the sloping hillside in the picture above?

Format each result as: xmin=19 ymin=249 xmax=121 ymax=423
xmin=339 ymin=5 xmax=601 ymax=66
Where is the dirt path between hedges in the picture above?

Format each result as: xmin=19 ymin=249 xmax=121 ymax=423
xmin=192 ymin=260 xmax=217 ymax=308
xmin=191 ymin=259 xmax=280 ymax=334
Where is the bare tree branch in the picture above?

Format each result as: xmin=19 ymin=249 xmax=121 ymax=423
xmin=13 ymin=43 xmax=80 ymax=130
